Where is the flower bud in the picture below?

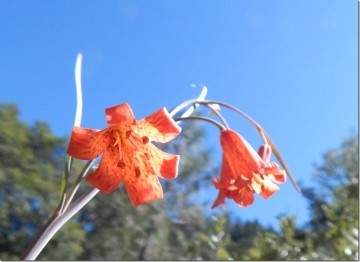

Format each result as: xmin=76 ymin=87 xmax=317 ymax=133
xmin=258 ymin=144 xmax=272 ymax=162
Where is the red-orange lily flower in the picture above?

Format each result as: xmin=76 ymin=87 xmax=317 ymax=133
xmin=212 ymin=129 xmax=286 ymax=209
xmin=67 ymin=103 xmax=181 ymax=206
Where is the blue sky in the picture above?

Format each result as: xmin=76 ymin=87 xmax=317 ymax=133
xmin=0 ymin=1 xmax=357 ymax=228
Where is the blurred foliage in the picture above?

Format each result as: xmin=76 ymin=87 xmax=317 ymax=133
xmin=242 ymin=134 xmax=359 ymax=260
xmin=0 ymin=103 xmax=86 ymax=260
xmin=0 ymin=102 xmax=358 ymax=260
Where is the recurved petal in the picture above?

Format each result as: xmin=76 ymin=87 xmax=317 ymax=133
xmin=264 ymin=163 xmax=287 ymax=184
xmin=220 ymin=129 xmax=262 ymax=179
xmin=86 ymin=148 xmax=124 ymax=194
xmin=259 ymin=180 xmax=279 ymax=199
xmin=233 ymin=186 xmax=254 ymax=207
xmin=211 ymin=177 xmax=227 ymax=209
xmin=211 ymin=189 xmax=227 ymax=209
xmin=123 ymin=170 xmax=163 ymax=206
xmin=135 ymin=107 xmax=181 ymax=143
xmin=105 ymin=103 xmax=136 ymax=127
xmin=268 ymin=171 xmax=286 ymax=184
xmin=67 ymin=126 xmax=105 ymax=160
xmin=143 ymin=144 xmax=180 ymax=179
xmin=252 ymin=174 xmax=279 ymax=199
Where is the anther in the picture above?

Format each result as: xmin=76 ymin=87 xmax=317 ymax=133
xmin=142 ymin=136 xmax=149 ymax=144
xmin=117 ymin=160 xmax=126 ymax=169
xmin=135 ymin=167 xmax=141 ymax=177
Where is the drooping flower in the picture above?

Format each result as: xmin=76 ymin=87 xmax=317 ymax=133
xmin=211 ymin=129 xmax=286 ymax=209
xmin=67 ymin=103 xmax=181 ymax=206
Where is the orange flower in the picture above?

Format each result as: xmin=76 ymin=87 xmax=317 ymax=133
xmin=67 ymin=103 xmax=181 ymax=206
xmin=212 ymin=129 xmax=286 ymax=209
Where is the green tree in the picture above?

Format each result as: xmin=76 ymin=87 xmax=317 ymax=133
xmin=0 ymin=103 xmax=86 ymax=260
xmin=304 ymin=134 xmax=359 ymax=260
xmin=7 ymin=101 xmax=357 ymax=261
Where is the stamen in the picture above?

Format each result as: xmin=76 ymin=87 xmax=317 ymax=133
xmin=126 ymin=130 xmax=132 ymax=139
xmin=127 ymin=135 xmax=145 ymax=150
xmin=117 ymin=140 xmax=123 ymax=162
xmin=112 ymin=130 xmax=121 ymax=146
xmin=138 ymin=153 xmax=155 ymax=175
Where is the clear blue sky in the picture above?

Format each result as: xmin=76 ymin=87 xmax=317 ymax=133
xmin=0 ymin=1 xmax=357 ymax=228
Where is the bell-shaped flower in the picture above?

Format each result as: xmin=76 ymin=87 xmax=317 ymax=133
xmin=67 ymin=103 xmax=181 ymax=206
xmin=212 ymin=129 xmax=286 ymax=209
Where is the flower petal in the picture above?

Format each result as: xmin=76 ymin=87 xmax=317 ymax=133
xmin=135 ymin=107 xmax=181 ymax=143
xmin=142 ymin=144 xmax=179 ymax=179
xmin=123 ymin=171 xmax=163 ymax=206
xmin=105 ymin=103 xmax=136 ymax=127
xmin=211 ymin=191 xmax=226 ymax=209
xmin=233 ymin=186 xmax=254 ymax=207
xmin=252 ymin=174 xmax=279 ymax=199
xmin=211 ymin=177 xmax=227 ymax=209
xmin=67 ymin=126 xmax=105 ymax=160
xmin=86 ymin=148 xmax=124 ymax=194
xmin=268 ymin=171 xmax=286 ymax=184
xmin=259 ymin=179 xmax=279 ymax=199
xmin=264 ymin=163 xmax=286 ymax=183
xmin=221 ymin=129 xmax=262 ymax=179
xmin=219 ymin=156 xmax=236 ymax=184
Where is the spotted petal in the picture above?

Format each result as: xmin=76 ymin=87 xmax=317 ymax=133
xmin=123 ymin=170 xmax=163 ymax=206
xmin=141 ymin=144 xmax=179 ymax=179
xmin=67 ymin=127 xmax=105 ymax=160
xmin=86 ymin=148 xmax=124 ymax=194
xmin=135 ymin=107 xmax=181 ymax=143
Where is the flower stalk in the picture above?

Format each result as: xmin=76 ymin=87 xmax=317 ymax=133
xmin=21 ymin=187 xmax=99 ymax=260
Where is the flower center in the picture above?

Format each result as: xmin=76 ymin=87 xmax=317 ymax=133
xmin=109 ymin=126 xmax=150 ymax=170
